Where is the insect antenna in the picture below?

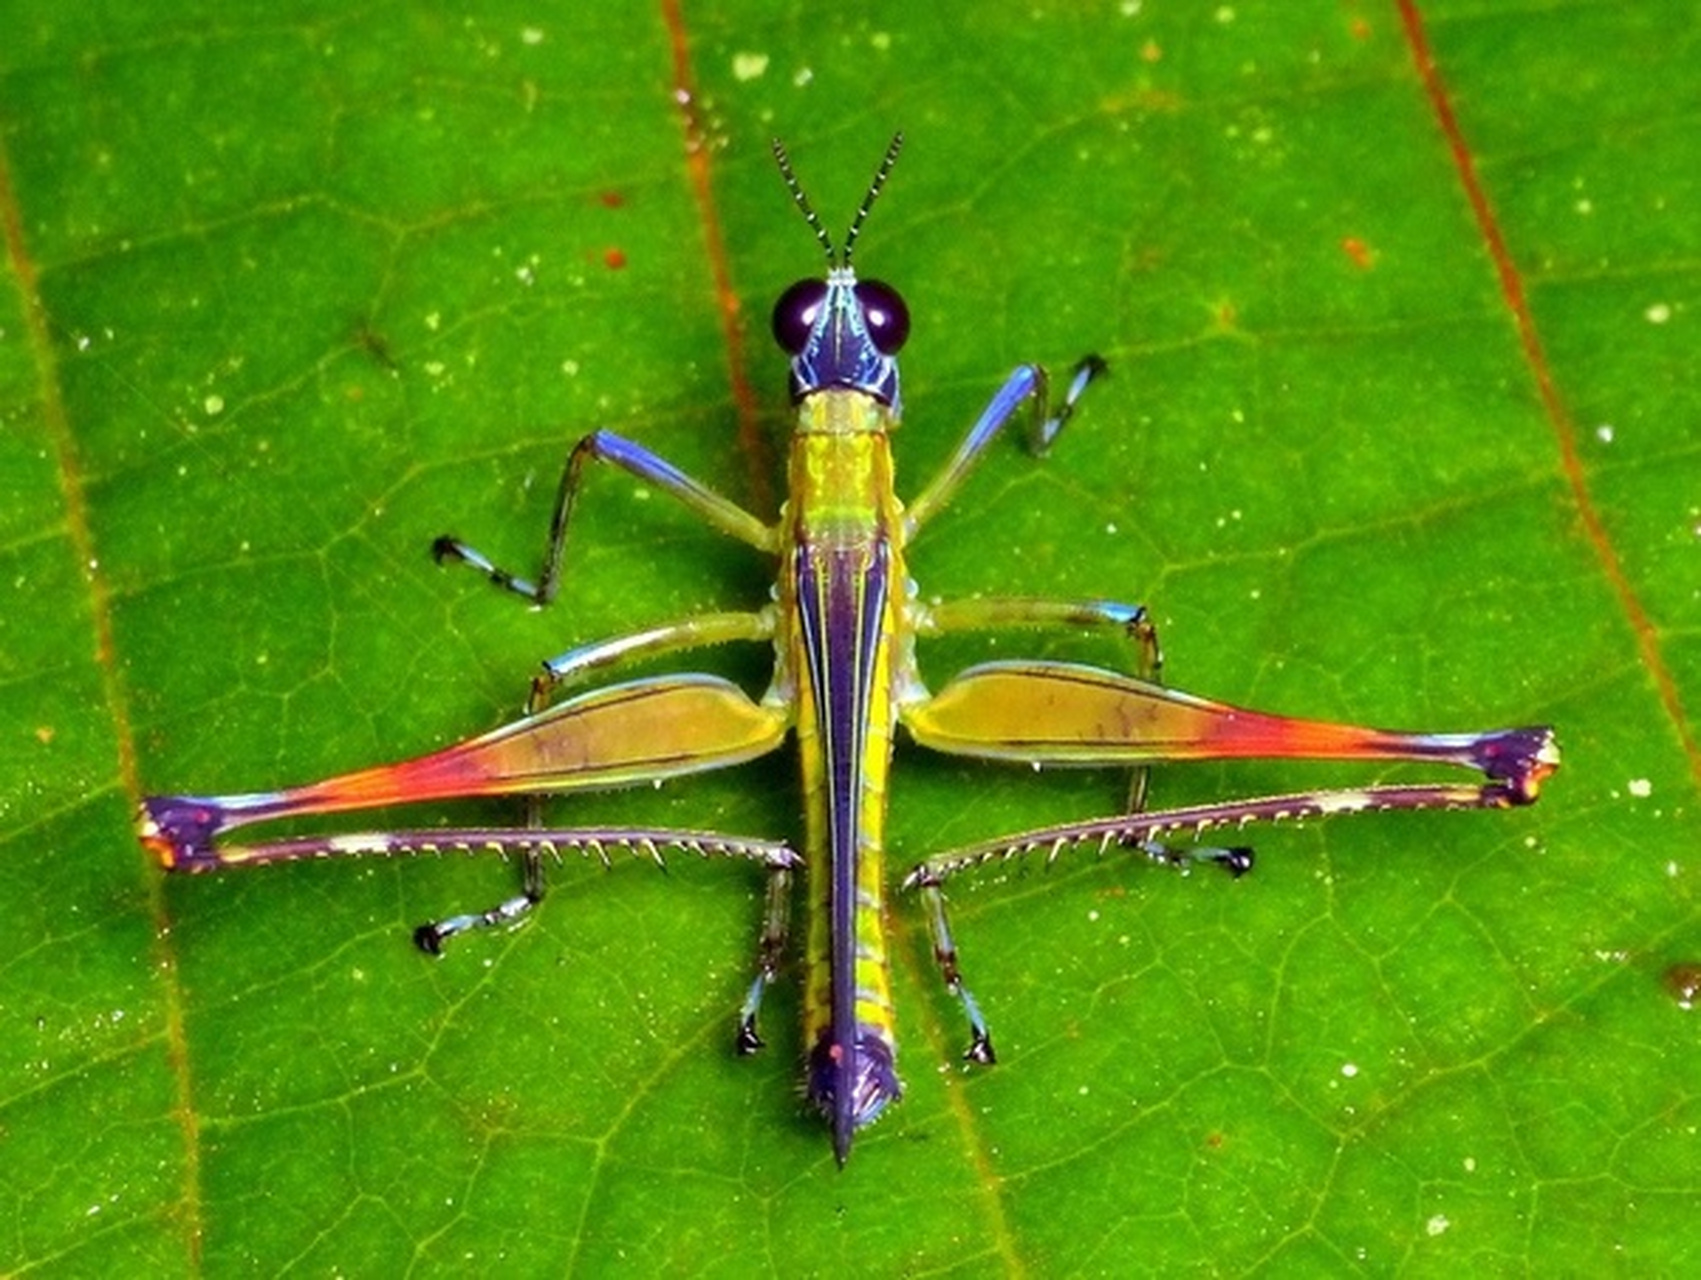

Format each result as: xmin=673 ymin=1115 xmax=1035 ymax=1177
xmin=771 ymin=137 xmax=836 ymax=265
xmin=842 ymin=132 xmax=903 ymax=268
xmin=771 ymin=132 xmax=904 ymax=268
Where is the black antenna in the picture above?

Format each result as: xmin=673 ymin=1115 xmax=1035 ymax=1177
xmin=772 ymin=138 xmax=835 ymax=266
xmin=772 ymin=132 xmax=904 ymax=268
xmin=843 ymin=132 xmax=903 ymax=267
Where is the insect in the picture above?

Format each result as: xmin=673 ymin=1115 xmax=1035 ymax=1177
xmin=139 ymin=135 xmax=1560 ymax=1164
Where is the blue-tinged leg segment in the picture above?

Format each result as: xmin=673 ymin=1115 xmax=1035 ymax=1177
xmin=903 ymin=355 xmax=1107 ymax=536
xmin=416 ymin=882 xmax=540 ymax=953
xmin=1031 ymin=354 xmax=1108 ymax=453
xmin=434 ymin=427 xmax=775 ymax=606
xmin=1136 ymin=841 xmax=1256 ymax=878
xmin=534 ymin=610 xmax=775 ymax=708
xmin=737 ymin=864 xmax=793 ymax=1054
xmin=914 ymin=839 xmax=1249 ymax=1062
xmin=416 ymin=788 xmax=553 ymax=954
xmin=920 ymin=596 xmax=1161 ymax=678
xmin=919 ymin=881 xmax=996 ymax=1064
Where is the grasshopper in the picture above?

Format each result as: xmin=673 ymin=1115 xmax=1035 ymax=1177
xmin=140 ymin=135 xmax=1559 ymax=1163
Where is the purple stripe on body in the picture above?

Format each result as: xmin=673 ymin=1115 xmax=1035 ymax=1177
xmin=796 ymin=531 xmax=900 ymax=1161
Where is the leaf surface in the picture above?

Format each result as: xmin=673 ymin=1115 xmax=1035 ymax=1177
xmin=1 ymin=1 xmax=1696 ymax=1272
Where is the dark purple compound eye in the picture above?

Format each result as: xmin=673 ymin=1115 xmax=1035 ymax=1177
xmin=772 ymin=279 xmax=828 ymax=354
xmin=854 ymin=279 xmax=909 ymax=354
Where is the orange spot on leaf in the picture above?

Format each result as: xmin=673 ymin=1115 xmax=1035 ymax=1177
xmin=1341 ymin=236 xmax=1376 ymax=269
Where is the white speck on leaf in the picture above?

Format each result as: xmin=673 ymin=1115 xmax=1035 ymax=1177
xmin=732 ymin=52 xmax=769 ymax=80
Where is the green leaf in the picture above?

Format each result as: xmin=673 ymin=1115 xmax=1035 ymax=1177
xmin=3 ymin=1 xmax=1696 ymax=1271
